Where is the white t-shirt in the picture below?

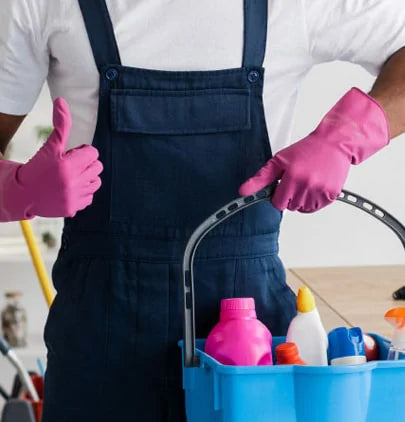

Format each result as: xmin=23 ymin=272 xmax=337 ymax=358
xmin=0 ymin=0 xmax=405 ymax=153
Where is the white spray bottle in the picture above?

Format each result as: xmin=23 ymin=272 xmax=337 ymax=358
xmin=286 ymin=286 xmax=328 ymax=366
xmin=385 ymin=307 xmax=405 ymax=361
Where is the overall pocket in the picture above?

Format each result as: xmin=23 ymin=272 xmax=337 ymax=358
xmin=109 ymin=88 xmax=251 ymax=231
xmin=110 ymin=88 xmax=251 ymax=135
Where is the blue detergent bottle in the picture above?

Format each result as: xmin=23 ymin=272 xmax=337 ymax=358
xmin=328 ymin=327 xmax=366 ymax=365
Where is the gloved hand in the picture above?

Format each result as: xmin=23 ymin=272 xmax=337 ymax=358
xmin=239 ymin=88 xmax=390 ymax=213
xmin=0 ymin=98 xmax=103 ymax=222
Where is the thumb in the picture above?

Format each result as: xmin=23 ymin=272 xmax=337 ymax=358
xmin=45 ymin=98 xmax=72 ymax=153
xmin=238 ymin=159 xmax=283 ymax=196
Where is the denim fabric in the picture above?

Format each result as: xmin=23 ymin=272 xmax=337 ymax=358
xmin=42 ymin=1 xmax=297 ymax=421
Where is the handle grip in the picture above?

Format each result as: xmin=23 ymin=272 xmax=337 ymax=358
xmin=182 ymin=187 xmax=405 ymax=367
xmin=182 ymin=184 xmax=277 ymax=367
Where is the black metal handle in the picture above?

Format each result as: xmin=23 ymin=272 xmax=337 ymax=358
xmin=182 ymin=187 xmax=405 ymax=367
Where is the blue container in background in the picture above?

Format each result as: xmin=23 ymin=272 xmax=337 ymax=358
xmin=180 ymin=334 xmax=405 ymax=422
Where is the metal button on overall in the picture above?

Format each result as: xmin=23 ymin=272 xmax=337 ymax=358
xmin=105 ymin=68 xmax=118 ymax=81
xmin=248 ymin=70 xmax=260 ymax=83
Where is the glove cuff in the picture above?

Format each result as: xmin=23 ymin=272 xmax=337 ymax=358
xmin=0 ymin=160 xmax=35 ymax=222
xmin=316 ymin=87 xmax=390 ymax=164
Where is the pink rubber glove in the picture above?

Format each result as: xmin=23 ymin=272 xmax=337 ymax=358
xmin=0 ymin=98 xmax=103 ymax=221
xmin=239 ymin=88 xmax=390 ymax=213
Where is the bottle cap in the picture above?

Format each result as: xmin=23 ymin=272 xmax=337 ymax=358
xmin=221 ymin=298 xmax=255 ymax=312
xmin=276 ymin=342 xmax=306 ymax=365
xmin=328 ymin=327 xmax=366 ymax=361
xmin=384 ymin=307 xmax=405 ymax=329
xmin=220 ymin=298 xmax=256 ymax=321
xmin=296 ymin=286 xmax=316 ymax=313
xmin=385 ymin=308 xmax=405 ymax=349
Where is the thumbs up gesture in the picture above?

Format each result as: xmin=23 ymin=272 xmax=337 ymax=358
xmin=0 ymin=98 xmax=103 ymax=221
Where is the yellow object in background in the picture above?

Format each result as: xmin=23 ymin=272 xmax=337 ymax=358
xmin=19 ymin=220 xmax=54 ymax=308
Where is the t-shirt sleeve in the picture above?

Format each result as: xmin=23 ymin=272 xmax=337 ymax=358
xmin=0 ymin=0 xmax=49 ymax=115
xmin=304 ymin=0 xmax=405 ymax=75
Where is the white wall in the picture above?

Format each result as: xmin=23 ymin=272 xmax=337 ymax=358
xmin=1 ymin=61 xmax=405 ymax=268
xmin=281 ymin=61 xmax=405 ymax=268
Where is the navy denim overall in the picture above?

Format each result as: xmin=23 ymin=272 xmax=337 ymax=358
xmin=42 ymin=0 xmax=297 ymax=420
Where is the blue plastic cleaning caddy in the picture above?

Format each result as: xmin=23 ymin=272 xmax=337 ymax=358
xmin=180 ymin=185 xmax=405 ymax=422
xmin=180 ymin=336 xmax=405 ymax=422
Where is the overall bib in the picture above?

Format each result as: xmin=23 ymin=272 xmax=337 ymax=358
xmin=42 ymin=0 xmax=297 ymax=420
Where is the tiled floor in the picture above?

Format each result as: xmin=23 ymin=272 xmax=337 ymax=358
xmin=286 ymin=265 xmax=405 ymax=337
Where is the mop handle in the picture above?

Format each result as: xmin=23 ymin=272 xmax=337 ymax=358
xmin=19 ymin=221 xmax=54 ymax=307
xmin=181 ymin=187 xmax=405 ymax=368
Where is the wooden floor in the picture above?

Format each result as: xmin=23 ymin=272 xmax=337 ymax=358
xmin=286 ymin=265 xmax=405 ymax=337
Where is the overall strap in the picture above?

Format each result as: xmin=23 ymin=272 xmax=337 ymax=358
xmin=242 ymin=0 xmax=269 ymax=68
xmin=77 ymin=0 xmax=121 ymax=69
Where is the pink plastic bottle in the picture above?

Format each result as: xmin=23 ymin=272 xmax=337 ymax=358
xmin=204 ymin=298 xmax=273 ymax=366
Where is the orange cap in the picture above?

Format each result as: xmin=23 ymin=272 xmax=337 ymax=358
xmin=384 ymin=307 xmax=405 ymax=329
xmin=276 ymin=343 xmax=307 ymax=365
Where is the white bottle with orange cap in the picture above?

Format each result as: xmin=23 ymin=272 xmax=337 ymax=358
xmin=286 ymin=286 xmax=328 ymax=366
xmin=385 ymin=307 xmax=405 ymax=361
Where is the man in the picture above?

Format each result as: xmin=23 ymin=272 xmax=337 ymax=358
xmin=0 ymin=0 xmax=404 ymax=420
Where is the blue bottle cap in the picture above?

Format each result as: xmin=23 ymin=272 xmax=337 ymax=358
xmin=328 ymin=327 xmax=366 ymax=361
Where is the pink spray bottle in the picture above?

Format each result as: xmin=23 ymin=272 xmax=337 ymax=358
xmin=205 ymin=298 xmax=273 ymax=366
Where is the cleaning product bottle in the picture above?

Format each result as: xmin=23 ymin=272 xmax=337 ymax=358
xmin=205 ymin=298 xmax=273 ymax=366
xmin=276 ymin=342 xmax=307 ymax=365
xmin=286 ymin=286 xmax=328 ymax=366
xmin=328 ymin=327 xmax=366 ymax=365
xmin=363 ymin=333 xmax=379 ymax=361
xmin=385 ymin=307 xmax=405 ymax=360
